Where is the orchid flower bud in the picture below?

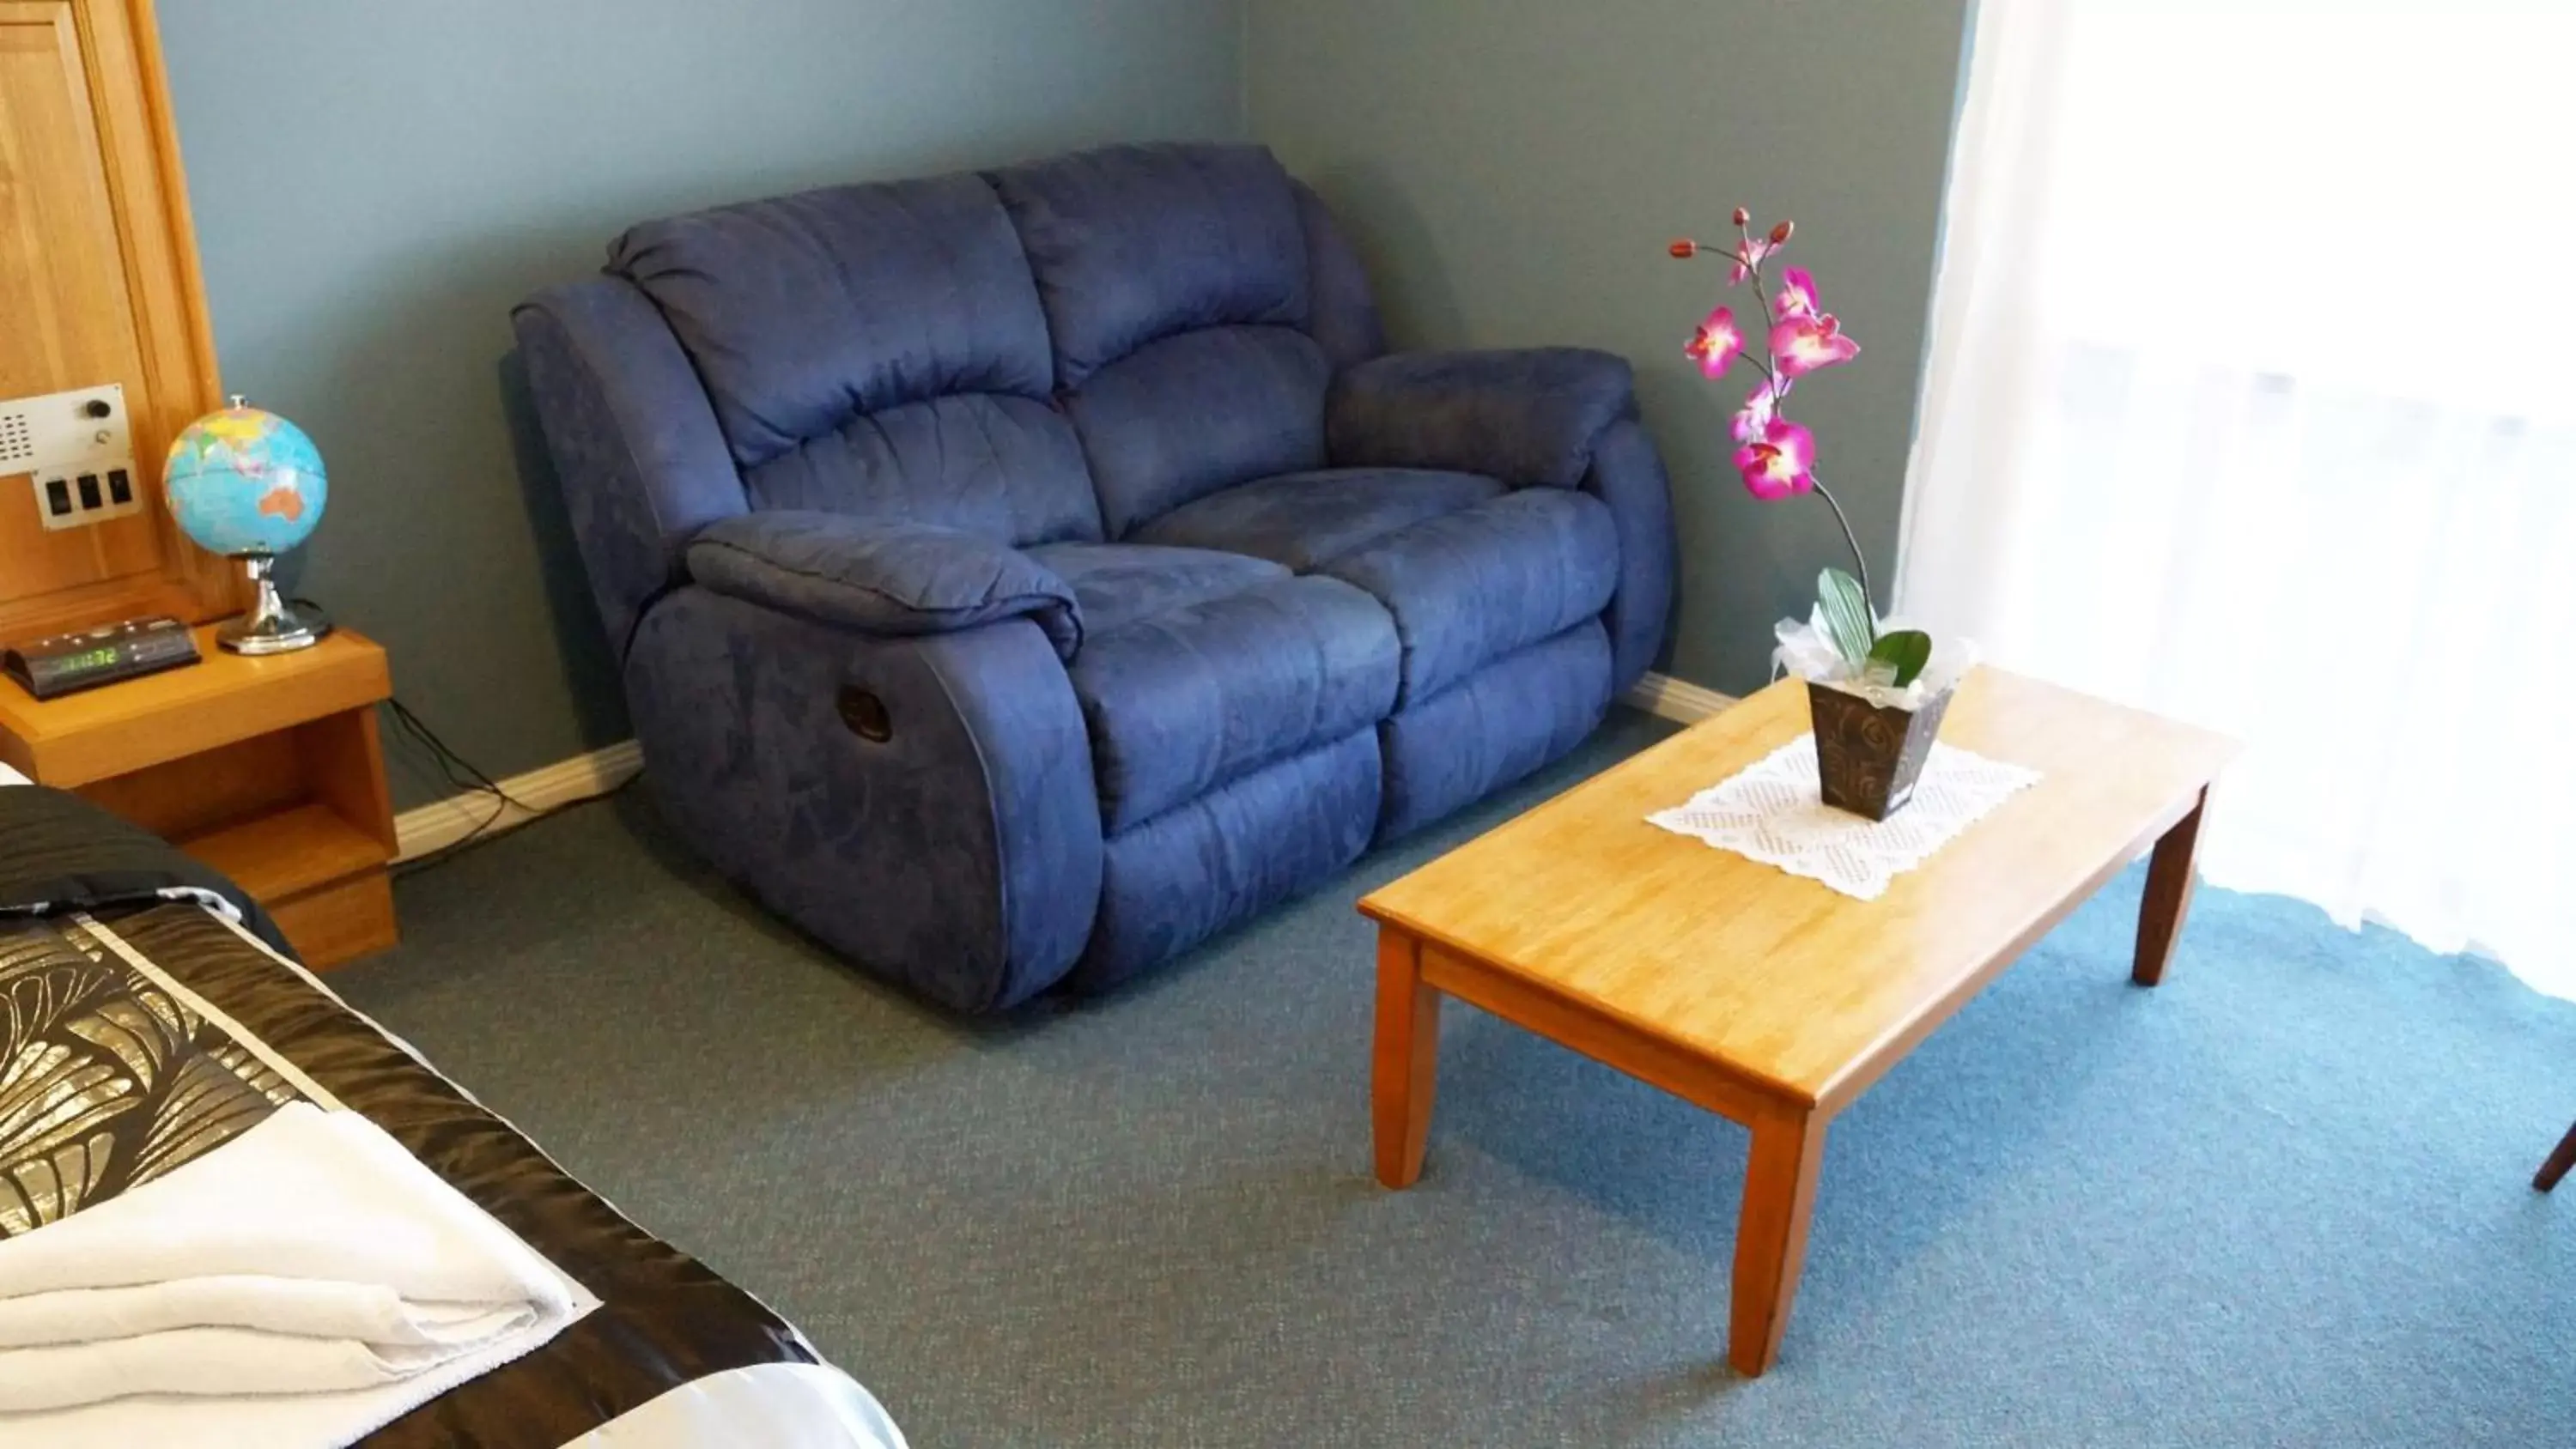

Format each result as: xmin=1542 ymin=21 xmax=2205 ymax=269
xmin=1668 ymin=238 xmax=1700 ymax=258
xmin=1731 ymin=206 xmax=1752 ymax=227
xmin=1770 ymin=220 xmax=1795 ymax=246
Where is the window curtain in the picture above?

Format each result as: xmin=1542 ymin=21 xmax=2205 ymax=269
xmin=1899 ymin=0 xmax=2576 ymax=997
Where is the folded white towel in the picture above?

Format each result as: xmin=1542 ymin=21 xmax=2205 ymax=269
xmin=0 ymin=1100 xmax=593 ymax=1440
xmin=0 ymin=1275 xmax=533 ymax=1350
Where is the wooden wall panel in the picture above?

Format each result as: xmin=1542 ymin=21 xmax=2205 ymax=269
xmin=0 ymin=2 xmax=164 ymax=604
xmin=0 ymin=0 xmax=239 ymax=640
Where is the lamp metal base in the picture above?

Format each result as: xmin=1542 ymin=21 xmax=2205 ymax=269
xmin=217 ymin=554 xmax=331 ymax=655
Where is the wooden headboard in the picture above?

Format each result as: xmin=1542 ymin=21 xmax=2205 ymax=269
xmin=0 ymin=0 xmax=243 ymax=642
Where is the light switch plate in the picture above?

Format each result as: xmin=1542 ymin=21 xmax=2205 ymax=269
xmin=31 ymin=458 xmax=143 ymax=531
xmin=5 ymin=384 xmax=139 ymax=531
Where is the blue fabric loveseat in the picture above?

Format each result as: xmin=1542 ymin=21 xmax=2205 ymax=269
xmin=513 ymin=142 xmax=1675 ymax=1013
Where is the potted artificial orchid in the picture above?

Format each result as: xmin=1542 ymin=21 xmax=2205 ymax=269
xmin=1671 ymin=210 xmax=1967 ymax=821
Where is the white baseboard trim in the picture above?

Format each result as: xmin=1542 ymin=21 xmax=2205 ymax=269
xmin=391 ymin=677 xmax=1714 ymax=864
xmin=393 ymin=740 xmax=644 ymax=863
xmin=1621 ymin=670 xmax=1736 ymax=724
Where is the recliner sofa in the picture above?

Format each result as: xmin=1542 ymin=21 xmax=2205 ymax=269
xmin=513 ymin=142 xmax=1675 ymax=1013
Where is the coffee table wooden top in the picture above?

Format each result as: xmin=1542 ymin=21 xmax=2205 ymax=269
xmin=1359 ymin=668 xmax=2236 ymax=1112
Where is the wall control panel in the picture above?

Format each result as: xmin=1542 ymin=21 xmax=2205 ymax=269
xmin=1 ymin=383 xmax=141 ymax=531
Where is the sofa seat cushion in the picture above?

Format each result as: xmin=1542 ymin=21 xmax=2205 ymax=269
xmin=1320 ymin=488 xmax=1621 ymax=706
xmin=1066 ymin=575 xmax=1398 ymax=832
xmin=1071 ymin=728 xmax=1381 ymax=992
xmin=1129 ymin=467 xmax=1504 ymax=573
xmin=1376 ymin=621 xmax=1611 ymax=841
xmin=1025 ymin=542 xmax=1289 ymax=638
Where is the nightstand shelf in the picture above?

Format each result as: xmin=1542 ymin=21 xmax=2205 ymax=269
xmin=182 ymin=801 xmax=386 ymax=900
xmin=0 ymin=622 xmax=399 ymax=967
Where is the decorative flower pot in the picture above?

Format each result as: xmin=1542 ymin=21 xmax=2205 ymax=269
xmin=1807 ymin=680 xmax=1954 ymax=822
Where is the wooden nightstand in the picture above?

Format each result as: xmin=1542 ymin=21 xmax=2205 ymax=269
xmin=0 ymin=623 xmax=398 ymax=967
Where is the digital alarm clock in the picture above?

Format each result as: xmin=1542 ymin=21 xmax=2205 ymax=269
xmin=3 ymin=615 xmax=202 ymax=700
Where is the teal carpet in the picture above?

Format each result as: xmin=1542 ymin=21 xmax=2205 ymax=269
xmin=338 ymin=710 xmax=2576 ymax=1446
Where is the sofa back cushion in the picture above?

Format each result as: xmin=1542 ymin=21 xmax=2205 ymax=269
xmin=1293 ymin=180 xmax=1385 ymax=371
xmin=991 ymin=144 xmax=1328 ymax=538
xmin=1061 ymin=326 xmax=1330 ymax=538
xmin=611 ymin=172 xmax=1102 ymax=547
xmin=742 ymin=393 xmax=1098 ymax=548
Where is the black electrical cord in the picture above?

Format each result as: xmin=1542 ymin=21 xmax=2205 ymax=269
xmin=390 ymin=800 xmax=508 ymax=876
xmin=277 ymin=600 xmax=601 ymax=875
xmin=378 ymin=699 xmax=641 ymax=876
xmin=380 ymin=698 xmax=526 ymax=875
xmin=383 ymin=697 xmax=526 ymax=809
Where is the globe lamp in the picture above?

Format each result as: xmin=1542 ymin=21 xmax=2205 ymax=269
xmin=164 ymin=395 xmax=331 ymax=654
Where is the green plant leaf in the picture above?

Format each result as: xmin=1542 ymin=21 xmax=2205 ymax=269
xmin=1816 ymin=568 xmax=1875 ymax=665
xmin=1867 ymin=628 xmax=1932 ymax=688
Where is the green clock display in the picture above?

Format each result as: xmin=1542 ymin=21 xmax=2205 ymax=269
xmin=3 ymin=615 xmax=204 ymax=700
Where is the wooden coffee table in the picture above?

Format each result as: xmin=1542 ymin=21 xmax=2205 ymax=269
xmin=1358 ymin=668 xmax=2235 ymax=1376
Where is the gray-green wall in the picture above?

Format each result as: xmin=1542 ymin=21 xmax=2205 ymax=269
xmin=1249 ymin=0 xmax=1971 ymax=694
xmin=159 ymin=0 xmax=1245 ymax=807
xmin=156 ymin=2 xmax=1966 ymax=809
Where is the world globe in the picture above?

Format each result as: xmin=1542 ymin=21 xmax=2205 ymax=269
xmin=165 ymin=399 xmax=328 ymax=557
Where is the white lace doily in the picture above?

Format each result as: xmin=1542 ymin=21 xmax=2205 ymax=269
xmin=1647 ymin=735 xmax=2041 ymax=900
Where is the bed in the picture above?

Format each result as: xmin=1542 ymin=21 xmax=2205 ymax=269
xmin=0 ymin=767 xmax=908 ymax=1447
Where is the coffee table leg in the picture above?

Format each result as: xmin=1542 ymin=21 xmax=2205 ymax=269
xmin=2133 ymin=785 xmax=2209 ymax=987
xmin=1730 ymin=1103 xmax=1826 ymax=1377
xmin=1373 ymin=929 xmax=1441 ymax=1189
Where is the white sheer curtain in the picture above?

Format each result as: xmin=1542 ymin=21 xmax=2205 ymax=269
xmin=1899 ymin=0 xmax=2576 ymax=997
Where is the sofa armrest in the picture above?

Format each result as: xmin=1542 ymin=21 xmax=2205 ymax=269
xmin=1326 ymin=347 xmax=1637 ymax=488
xmin=686 ymin=512 xmax=1083 ymax=661
xmin=627 ymin=589 xmax=1103 ymax=1012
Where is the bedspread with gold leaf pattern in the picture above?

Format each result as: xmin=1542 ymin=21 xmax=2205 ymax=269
xmin=0 ymin=900 xmax=817 ymax=1448
xmin=0 ymin=916 xmax=304 ymax=1238
xmin=0 ymin=779 xmax=827 ymax=1445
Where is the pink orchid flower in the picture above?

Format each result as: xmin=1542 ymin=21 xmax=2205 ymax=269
xmin=1772 ymin=312 xmax=1861 ymax=378
xmin=1685 ymin=306 xmax=1744 ymax=379
xmin=1728 ymin=236 xmax=1774 ymax=287
xmin=1729 ymin=377 xmax=1793 ymax=444
xmin=1772 ymin=266 xmax=1821 ymax=323
xmin=1733 ymin=418 xmax=1816 ymax=500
